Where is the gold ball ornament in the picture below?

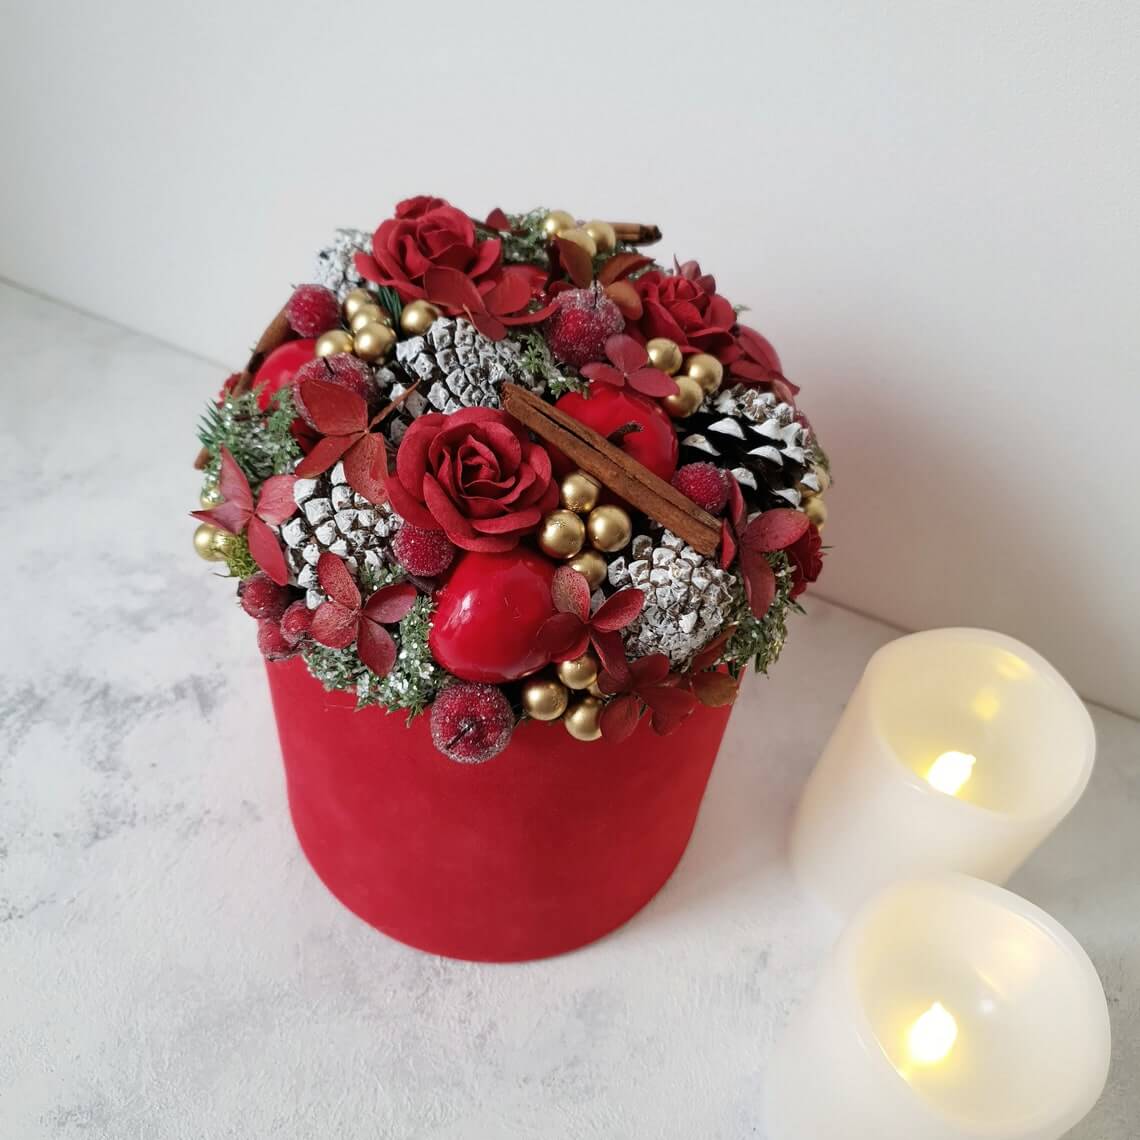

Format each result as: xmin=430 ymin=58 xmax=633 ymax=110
xmin=567 ymin=549 xmax=607 ymax=591
xmin=683 ymin=353 xmax=724 ymax=395
xmin=521 ymin=677 xmax=570 ymax=721
xmin=538 ymin=509 xmax=586 ymax=558
xmin=349 ymin=303 xmax=388 ymax=333
xmin=342 ymin=288 xmax=375 ymax=320
xmin=314 ymin=329 xmax=354 ymax=358
xmin=803 ymin=495 xmax=828 ymax=529
xmin=560 ymin=470 xmax=601 ymax=514
xmin=353 ymin=322 xmax=397 ymax=362
xmin=193 ymin=522 xmax=227 ymax=562
xmin=563 ymin=696 xmax=603 ymax=742
xmin=813 ymin=466 xmax=832 ymax=494
xmin=583 ymin=220 xmax=617 ymax=254
xmin=199 ymin=484 xmax=223 ymax=509
xmin=587 ymin=680 xmax=605 ymax=699
xmin=586 ymin=505 xmax=632 ymax=553
xmin=558 ymin=228 xmax=598 ymax=258
xmin=542 ymin=210 xmax=576 ymax=240
xmin=557 ymin=652 xmax=599 ymax=691
xmin=646 ymin=337 xmax=683 ymax=376
xmin=663 ymin=376 xmax=704 ymax=420
xmin=399 ymin=300 xmax=441 ymax=336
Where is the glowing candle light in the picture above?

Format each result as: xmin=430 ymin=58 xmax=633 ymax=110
xmin=906 ymin=1001 xmax=958 ymax=1064
xmin=926 ymin=751 xmax=976 ymax=797
xmin=790 ymin=629 xmax=1095 ymax=915
xmin=766 ymin=875 xmax=1111 ymax=1140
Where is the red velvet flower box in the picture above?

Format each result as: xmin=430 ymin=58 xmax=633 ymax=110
xmin=266 ymin=655 xmax=733 ymax=962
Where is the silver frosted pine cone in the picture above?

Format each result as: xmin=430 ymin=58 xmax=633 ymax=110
xmin=313 ymin=228 xmax=372 ymax=301
xmin=394 ymin=317 xmax=546 ymax=415
xmin=277 ymin=460 xmax=399 ymax=609
xmin=606 ymin=531 xmax=738 ymax=667
xmin=680 ymin=384 xmax=821 ymax=509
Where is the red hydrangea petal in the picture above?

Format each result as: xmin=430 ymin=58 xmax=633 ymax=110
xmin=216 ymin=449 xmax=254 ymax=517
xmin=191 ymin=501 xmax=249 ymax=536
xmin=590 ymin=630 xmax=630 ymax=685
xmin=254 ymin=475 xmax=298 ymax=525
xmin=743 ymin=509 xmax=810 ymax=554
xmin=363 ymin=582 xmax=418 ymax=625
xmin=342 ymin=433 xmax=388 ymax=505
xmin=692 ymin=671 xmax=740 ymax=708
xmin=356 ymin=620 xmax=398 ymax=677
xmin=591 ymin=587 xmax=645 ymax=632
xmin=316 ymin=552 xmax=361 ymax=610
xmin=538 ymin=613 xmax=589 ymax=661
xmin=606 ymin=334 xmax=648 ymax=373
xmin=295 ymin=434 xmax=355 ymax=479
xmin=740 ymin=550 xmax=777 ymax=619
xmin=311 ymin=600 xmax=359 ymax=649
xmin=298 ymin=378 xmax=369 ymax=436
xmin=551 ymin=566 xmax=591 ymax=619
xmin=642 ymin=685 xmax=699 ymax=734
xmin=600 ymin=694 xmax=641 ymax=743
xmin=246 ymin=516 xmax=290 ymax=585
xmin=629 ymin=367 xmax=680 ymax=398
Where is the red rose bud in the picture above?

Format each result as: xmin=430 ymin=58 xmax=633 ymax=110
xmin=430 ymin=682 xmax=514 ymax=764
xmin=285 ymin=284 xmax=341 ymax=337
xmin=672 ymin=463 xmax=730 ymax=515
xmin=393 ymin=523 xmax=457 ymax=578
xmin=238 ymin=573 xmax=291 ymax=621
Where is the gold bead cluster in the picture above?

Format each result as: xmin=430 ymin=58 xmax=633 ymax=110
xmin=192 ymin=486 xmax=233 ymax=563
xmin=538 ymin=472 xmax=632 ymax=564
xmin=315 ymin=289 xmax=442 ymax=364
xmin=645 ymin=336 xmax=725 ymax=420
xmin=524 ymin=468 xmax=634 ymax=741
xmin=541 ymin=211 xmax=617 ymax=258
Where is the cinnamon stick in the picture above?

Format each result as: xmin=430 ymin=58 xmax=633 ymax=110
xmin=610 ymin=222 xmax=662 ymax=246
xmin=193 ymin=303 xmax=295 ymax=469
xmin=501 ymin=384 xmax=721 ymax=556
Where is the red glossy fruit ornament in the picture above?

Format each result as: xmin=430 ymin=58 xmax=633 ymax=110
xmin=430 ymin=548 xmax=556 ymax=683
xmin=251 ymin=339 xmax=316 ymax=410
xmin=553 ymin=387 xmax=679 ymax=483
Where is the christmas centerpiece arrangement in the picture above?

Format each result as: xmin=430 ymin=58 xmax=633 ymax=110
xmin=192 ymin=197 xmax=830 ymax=760
xmin=190 ymin=196 xmax=830 ymax=959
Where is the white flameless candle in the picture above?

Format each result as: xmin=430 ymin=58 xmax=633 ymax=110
xmin=765 ymin=875 xmax=1111 ymax=1140
xmin=790 ymin=629 xmax=1095 ymax=915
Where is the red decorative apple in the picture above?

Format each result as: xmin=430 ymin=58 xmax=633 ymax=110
xmin=251 ymin=339 xmax=316 ymax=410
xmin=429 ymin=548 xmax=557 ymax=683
xmin=553 ymin=387 xmax=679 ymax=483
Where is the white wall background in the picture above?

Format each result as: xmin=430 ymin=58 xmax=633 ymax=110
xmin=2 ymin=0 xmax=1138 ymax=716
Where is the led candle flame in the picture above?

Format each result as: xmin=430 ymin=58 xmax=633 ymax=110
xmin=907 ymin=1001 xmax=958 ymax=1065
xmin=926 ymin=751 xmax=977 ymax=797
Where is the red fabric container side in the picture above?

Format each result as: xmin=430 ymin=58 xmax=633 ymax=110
xmin=265 ymin=656 xmax=732 ymax=962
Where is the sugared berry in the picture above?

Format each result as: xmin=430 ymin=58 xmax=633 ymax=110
xmin=238 ymin=573 xmax=291 ymax=620
xmin=280 ymin=600 xmax=314 ymax=646
xmin=257 ymin=618 xmax=298 ymax=661
xmin=393 ymin=524 xmax=457 ymax=577
xmin=544 ymin=286 xmax=625 ymax=368
xmin=429 ymin=682 xmax=515 ymax=764
xmin=671 ymin=462 xmax=730 ymax=515
xmin=285 ymin=284 xmax=341 ymax=337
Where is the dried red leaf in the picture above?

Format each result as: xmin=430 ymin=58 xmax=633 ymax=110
xmin=590 ymin=629 xmax=630 ymax=684
xmin=246 ymin=516 xmax=290 ymax=585
xmin=342 ymin=433 xmax=388 ymax=505
xmin=538 ymin=612 xmax=588 ymax=660
xmin=554 ymin=236 xmax=595 ymax=287
xmin=295 ymin=434 xmax=355 ymax=479
xmin=484 ymin=207 xmax=510 ymax=231
xmin=628 ymin=367 xmax=679 ymax=398
xmin=740 ymin=551 xmax=777 ymax=619
xmin=591 ymin=587 xmax=645 ymax=632
xmin=604 ymin=280 xmax=643 ymax=320
xmin=600 ymin=694 xmax=641 ymax=742
xmin=692 ymin=671 xmax=739 ymax=707
xmin=642 ymin=684 xmax=698 ymax=733
xmin=356 ymin=619 xmax=398 ymax=677
xmin=691 ymin=628 xmax=736 ymax=673
xmin=742 ymin=509 xmax=810 ymax=554
xmin=311 ymin=600 xmax=358 ymax=649
xmin=718 ymin=517 xmax=737 ymax=571
xmin=254 ymin=475 xmax=300 ymax=525
xmin=317 ymin=552 xmax=361 ymax=611
xmin=551 ymin=566 xmax=591 ymax=620
xmin=300 ymin=378 xmax=369 ymax=436
xmin=597 ymin=252 xmax=652 ymax=287
xmin=363 ymin=581 xmax=417 ymax=624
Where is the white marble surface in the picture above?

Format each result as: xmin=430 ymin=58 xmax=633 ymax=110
xmin=1 ymin=280 xmax=1137 ymax=1139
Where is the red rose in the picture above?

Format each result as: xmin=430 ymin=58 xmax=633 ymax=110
xmin=395 ymin=195 xmax=450 ymax=219
xmin=384 ymin=409 xmax=558 ymax=552
xmin=785 ymin=523 xmax=824 ymax=599
xmin=634 ymin=259 xmax=737 ymax=360
xmin=355 ymin=203 xmax=501 ymax=303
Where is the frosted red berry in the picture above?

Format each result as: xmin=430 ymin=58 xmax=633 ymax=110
xmin=429 ymin=683 xmax=515 ymax=764
xmin=285 ymin=284 xmax=341 ymax=337
xmin=292 ymin=353 xmax=376 ymax=427
xmin=672 ymin=463 xmax=730 ymax=515
xmin=545 ymin=286 xmax=625 ymax=368
xmin=257 ymin=618 xmax=298 ymax=661
xmin=393 ymin=524 xmax=457 ymax=577
xmin=238 ymin=573 xmax=291 ymax=620
xmin=280 ymin=600 xmax=314 ymax=646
